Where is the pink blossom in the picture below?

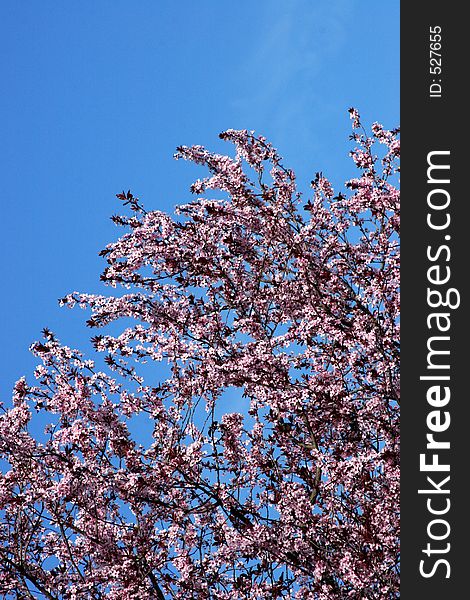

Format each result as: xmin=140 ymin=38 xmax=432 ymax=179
xmin=0 ymin=110 xmax=399 ymax=598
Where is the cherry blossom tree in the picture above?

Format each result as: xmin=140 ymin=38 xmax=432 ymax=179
xmin=0 ymin=110 xmax=399 ymax=599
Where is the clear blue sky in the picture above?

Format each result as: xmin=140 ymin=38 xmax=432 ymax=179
xmin=0 ymin=1 xmax=399 ymax=402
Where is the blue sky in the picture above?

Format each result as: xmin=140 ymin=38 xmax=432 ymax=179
xmin=0 ymin=1 xmax=399 ymax=403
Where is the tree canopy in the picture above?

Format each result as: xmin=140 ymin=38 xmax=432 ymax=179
xmin=0 ymin=110 xmax=400 ymax=599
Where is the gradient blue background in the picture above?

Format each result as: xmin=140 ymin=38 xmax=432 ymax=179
xmin=0 ymin=1 xmax=399 ymax=402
